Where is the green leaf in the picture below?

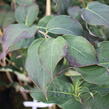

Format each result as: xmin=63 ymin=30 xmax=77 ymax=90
xmin=97 ymin=41 xmax=109 ymax=68
xmin=15 ymin=6 xmax=26 ymax=24
xmin=25 ymin=37 xmax=67 ymax=91
xmin=0 ymin=11 xmax=15 ymax=28
xmin=63 ymin=35 xmax=97 ymax=67
xmin=77 ymin=65 xmax=109 ymax=86
xmin=82 ymin=1 xmax=109 ymax=27
xmin=38 ymin=16 xmax=54 ymax=28
xmin=61 ymin=99 xmax=83 ymax=109
xmin=91 ymin=86 xmax=109 ymax=96
xmin=25 ymin=38 xmax=45 ymax=90
xmin=39 ymin=37 xmax=67 ymax=76
xmin=31 ymin=75 xmax=83 ymax=109
xmin=86 ymin=24 xmax=109 ymax=39
xmin=37 ymin=16 xmax=54 ymax=35
xmin=15 ymin=4 xmax=39 ymax=26
xmin=84 ymin=94 xmax=109 ymax=109
xmin=47 ymin=15 xmax=83 ymax=35
xmin=65 ymin=69 xmax=81 ymax=77
xmin=16 ymin=0 xmax=34 ymax=5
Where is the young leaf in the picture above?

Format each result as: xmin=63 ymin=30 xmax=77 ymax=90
xmin=97 ymin=41 xmax=109 ymax=68
xmin=65 ymin=69 xmax=81 ymax=77
xmin=82 ymin=1 xmax=109 ymax=27
xmin=77 ymin=65 xmax=109 ymax=86
xmin=31 ymin=75 xmax=83 ymax=109
xmin=47 ymin=15 xmax=83 ymax=35
xmin=25 ymin=37 xmax=67 ymax=91
xmin=63 ymin=35 xmax=97 ymax=67
xmin=0 ymin=24 xmax=36 ymax=59
xmin=15 ymin=4 xmax=39 ymax=26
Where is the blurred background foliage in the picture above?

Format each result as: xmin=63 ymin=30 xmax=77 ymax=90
xmin=1 ymin=0 xmax=109 ymax=17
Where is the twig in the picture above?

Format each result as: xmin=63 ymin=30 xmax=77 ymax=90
xmin=6 ymin=71 xmax=13 ymax=83
xmin=0 ymin=58 xmax=14 ymax=83
xmin=0 ymin=68 xmax=31 ymax=83
xmin=15 ymin=85 xmax=28 ymax=100
xmin=0 ymin=29 xmax=3 ymax=37
xmin=46 ymin=0 xmax=51 ymax=16
xmin=38 ymin=30 xmax=51 ymax=38
xmin=48 ymin=105 xmax=56 ymax=109
xmin=11 ymin=0 xmax=16 ymax=11
xmin=79 ymin=0 xmax=86 ymax=7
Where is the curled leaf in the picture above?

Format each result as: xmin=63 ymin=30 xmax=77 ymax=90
xmin=0 ymin=24 xmax=36 ymax=59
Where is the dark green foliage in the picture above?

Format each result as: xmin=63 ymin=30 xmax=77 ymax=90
xmin=1 ymin=0 xmax=109 ymax=109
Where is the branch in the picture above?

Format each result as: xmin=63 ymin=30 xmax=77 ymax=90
xmin=0 ymin=29 xmax=3 ymax=37
xmin=46 ymin=0 xmax=51 ymax=16
xmin=38 ymin=30 xmax=50 ymax=38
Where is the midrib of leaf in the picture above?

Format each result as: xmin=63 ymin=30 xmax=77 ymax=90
xmin=25 ymin=15 xmax=29 ymax=26
xmin=25 ymin=7 xmax=29 ymax=26
xmin=86 ymin=7 xmax=109 ymax=26
xmin=48 ymin=90 xmax=72 ymax=96
xmin=37 ymin=40 xmax=47 ymax=90
xmin=50 ymin=40 xmax=54 ymax=78
xmin=48 ymin=27 xmax=73 ymax=34
xmin=38 ymin=39 xmax=57 ymax=90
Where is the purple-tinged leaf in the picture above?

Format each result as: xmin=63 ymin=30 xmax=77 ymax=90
xmin=67 ymin=6 xmax=81 ymax=19
xmin=63 ymin=35 xmax=97 ymax=67
xmin=66 ymin=54 xmax=81 ymax=67
xmin=0 ymin=24 xmax=37 ymax=59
